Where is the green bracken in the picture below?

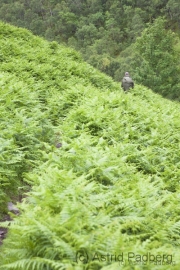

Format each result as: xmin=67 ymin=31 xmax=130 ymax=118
xmin=0 ymin=22 xmax=180 ymax=269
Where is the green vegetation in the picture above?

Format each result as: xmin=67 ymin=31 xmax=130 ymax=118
xmin=0 ymin=22 xmax=180 ymax=269
xmin=134 ymin=17 xmax=180 ymax=99
xmin=0 ymin=0 xmax=180 ymax=99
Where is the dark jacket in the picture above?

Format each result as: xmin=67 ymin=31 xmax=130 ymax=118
xmin=121 ymin=75 xmax=134 ymax=91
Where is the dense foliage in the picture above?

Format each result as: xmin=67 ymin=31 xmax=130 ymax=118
xmin=0 ymin=0 xmax=180 ymax=100
xmin=134 ymin=17 xmax=180 ymax=99
xmin=0 ymin=22 xmax=180 ymax=269
xmin=0 ymin=21 xmax=115 ymax=216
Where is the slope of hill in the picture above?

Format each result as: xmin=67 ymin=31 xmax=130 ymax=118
xmin=0 ymin=22 xmax=180 ymax=270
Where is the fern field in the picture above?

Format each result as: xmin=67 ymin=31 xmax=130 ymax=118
xmin=0 ymin=22 xmax=180 ymax=269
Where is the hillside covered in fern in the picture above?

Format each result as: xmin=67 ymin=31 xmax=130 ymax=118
xmin=0 ymin=22 xmax=180 ymax=270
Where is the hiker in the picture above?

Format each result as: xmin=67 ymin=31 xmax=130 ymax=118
xmin=121 ymin=72 xmax=134 ymax=92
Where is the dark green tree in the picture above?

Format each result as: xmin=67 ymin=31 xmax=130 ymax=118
xmin=134 ymin=17 xmax=180 ymax=99
xmin=166 ymin=0 xmax=180 ymax=29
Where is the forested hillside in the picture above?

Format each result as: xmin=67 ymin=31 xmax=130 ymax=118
xmin=0 ymin=0 xmax=180 ymax=99
xmin=0 ymin=22 xmax=180 ymax=270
